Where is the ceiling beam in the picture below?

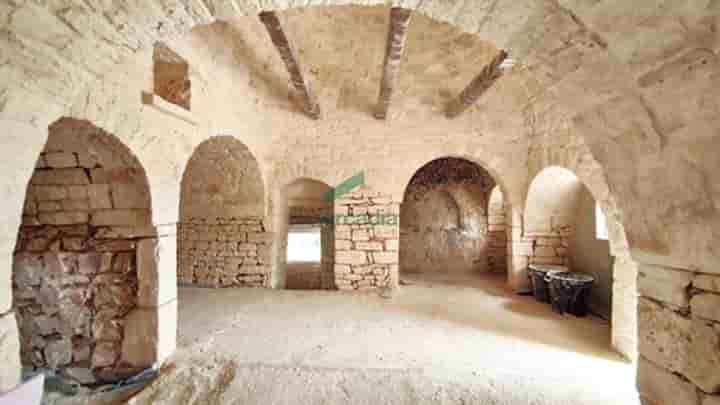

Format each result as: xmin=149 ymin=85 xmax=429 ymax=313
xmin=259 ymin=11 xmax=321 ymax=120
xmin=446 ymin=50 xmax=509 ymax=119
xmin=374 ymin=7 xmax=413 ymax=120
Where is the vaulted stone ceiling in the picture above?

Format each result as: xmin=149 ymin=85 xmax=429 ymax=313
xmin=224 ymin=5 xmax=501 ymax=116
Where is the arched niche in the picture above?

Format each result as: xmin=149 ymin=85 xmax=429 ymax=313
xmin=400 ymin=157 xmax=498 ymax=277
xmin=177 ymin=136 xmax=270 ymax=288
xmin=524 ymin=165 xmax=637 ymax=361
xmin=12 ymin=117 xmax=156 ymax=385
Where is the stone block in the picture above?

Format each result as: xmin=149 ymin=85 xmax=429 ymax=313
xmin=695 ymin=275 xmax=720 ymax=293
xmin=92 ymin=319 xmax=123 ymax=341
xmin=92 ymin=341 xmax=119 ymax=368
xmin=374 ymin=225 xmax=399 ymax=239
xmin=31 ymin=185 xmax=67 ymax=201
xmin=639 ymin=265 xmax=694 ymax=308
xmin=31 ymin=168 xmax=89 ymax=185
xmin=534 ymin=246 xmax=557 ymax=257
xmin=336 ymin=251 xmax=367 ymax=265
xmin=67 ymin=185 xmax=89 ymax=199
xmin=355 ymin=241 xmax=383 ymax=251
xmin=687 ymin=319 xmax=720 ymax=393
xmin=637 ymin=357 xmax=698 ymax=405
xmin=90 ymin=167 xmax=145 ymax=185
xmin=384 ymin=239 xmax=399 ymax=251
xmin=248 ymin=232 xmax=273 ymax=244
xmin=638 ymin=298 xmax=691 ymax=376
xmin=111 ymin=183 xmax=150 ymax=209
xmin=352 ymin=229 xmax=370 ymax=241
xmin=13 ymin=253 xmax=43 ymax=287
xmin=44 ymin=152 xmax=77 ymax=168
xmin=704 ymin=395 xmax=720 ymax=405
xmin=88 ymin=184 xmax=112 ymax=209
xmin=94 ymin=226 xmax=157 ymax=239
xmin=61 ymin=199 xmax=90 ymax=211
xmin=372 ymin=251 xmax=397 ymax=265
xmin=91 ymin=209 xmax=151 ymax=227
xmin=44 ymin=338 xmax=72 ymax=368
xmin=121 ymin=300 xmax=177 ymax=367
xmin=335 ymin=225 xmax=351 ymax=240
xmin=37 ymin=201 xmax=61 ymax=212
xmin=38 ymin=211 xmax=89 ymax=225
xmin=45 ymin=252 xmax=77 ymax=275
xmin=335 ymin=239 xmax=352 ymax=250
xmin=691 ymin=294 xmax=720 ymax=323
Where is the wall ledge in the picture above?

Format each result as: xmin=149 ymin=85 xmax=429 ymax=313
xmin=141 ymin=92 xmax=198 ymax=126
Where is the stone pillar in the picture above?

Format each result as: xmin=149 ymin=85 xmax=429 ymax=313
xmin=636 ymin=262 xmax=720 ymax=405
xmin=612 ymin=255 xmax=638 ymax=361
xmin=122 ymin=224 xmax=177 ymax=368
xmin=333 ymin=188 xmax=400 ymax=291
xmin=507 ymin=208 xmax=531 ymax=293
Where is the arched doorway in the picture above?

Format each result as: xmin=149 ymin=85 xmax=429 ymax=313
xmin=12 ymin=118 xmax=155 ymax=385
xmin=400 ymin=157 xmax=504 ymax=282
xmin=524 ymin=166 xmax=638 ymax=360
xmin=177 ymin=136 xmax=268 ymax=288
xmin=281 ymin=178 xmax=335 ymax=290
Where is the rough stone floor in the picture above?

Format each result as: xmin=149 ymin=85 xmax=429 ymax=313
xmin=52 ymin=273 xmax=640 ymax=405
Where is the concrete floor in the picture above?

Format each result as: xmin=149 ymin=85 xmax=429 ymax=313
xmin=125 ymin=272 xmax=640 ymax=405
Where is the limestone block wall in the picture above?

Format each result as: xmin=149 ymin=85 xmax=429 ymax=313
xmin=177 ymin=218 xmax=272 ymax=288
xmin=13 ymin=118 xmax=154 ymax=384
xmin=487 ymin=188 xmax=508 ymax=274
xmin=334 ymin=189 xmax=399 ymax=291
xmin=637 ymin=265 xmax=720 ymax=405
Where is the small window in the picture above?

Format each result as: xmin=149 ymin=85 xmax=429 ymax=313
xmin=153 ymin=43 xmax=191 ymax=110
xmin=596 ymin=203 xmax=609 ymax=240
xmin=287 ymin=226 xmax=322 ymax=263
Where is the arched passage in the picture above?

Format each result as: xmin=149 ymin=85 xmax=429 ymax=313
xmin=177 ymin=136 xmax=270 ymax=288
xmin=524 ymin=166 xmax=638 ymax=361
xmin=12 ymin=118 xmax=156 ymax=385
xmin=400 ymin=158 xmax=501 ymax=280
xmin=279 ymin=178 xmax=336 ymax=290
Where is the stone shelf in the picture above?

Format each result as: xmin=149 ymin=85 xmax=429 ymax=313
xmin=141 ymin=92 xmax=198 ymax=126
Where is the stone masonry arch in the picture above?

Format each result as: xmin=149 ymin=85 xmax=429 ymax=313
xmin=11 ymin=117 xmax=165 ymax=385
xmin=523 ymin=164 xmax=637 ymax=362
xmin=177 ymin=136 xmax=272 ymax=288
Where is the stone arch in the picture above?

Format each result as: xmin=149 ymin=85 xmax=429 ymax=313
xmin=400 ymin=157 xmax=498 ymax=277
xmin=11 ymin=117 xmax=161 ymax=385
xmin=177 ymin=136 xmax=270 ymax=288
xmin=279 ymin=178 xmax=336 ymax=290
xmin=524 ymin=165 xmax=637 ymax=361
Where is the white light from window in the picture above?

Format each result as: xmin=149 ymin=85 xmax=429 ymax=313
xmin=287 ymin=227 xmax=322 ymax=263
xmin=596 ymin=203 xmax=609 ymax=241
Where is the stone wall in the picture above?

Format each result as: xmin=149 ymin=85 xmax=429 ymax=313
xmin=487 ymin=187 xmax=508 ymax=274
xmin=334 ymin=188 xmax=399 ymax=291
xmin=638 ymin=265 xmax=720 ymax=405
xmin=177 ymin=218 xmax=272 ymax=288
xmin=13 ymin=118 xmax=153 ymax=384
